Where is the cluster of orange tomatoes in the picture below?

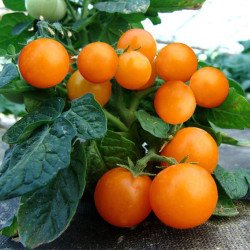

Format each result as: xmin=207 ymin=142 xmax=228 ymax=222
xmin=17 ymin=28 xmax=229 ymax=229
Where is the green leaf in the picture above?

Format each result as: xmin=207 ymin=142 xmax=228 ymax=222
xmin=220 ymin=132 xmax=250 ymax=147
xmin=2 ymin=97 xmax=65 ymax=144
xmin=0 ymin=64 xmax=34 ymax=94
xmin=0 ymin=216 xmax=18 ymax=237
xmin=136 ymin=110 xmax=169 ymax=139
xmin=99 ymin=130 xmax=139 ymax=168
xmin=85 ymin=140 xmax=108 ymax=189
xmin=94 ymin=0 xmax=150 ymax=14
xmin=213 ymin=182 xmax=239 ymax=217
xmin=228 ymin=78 xmax=245 ymax=96
xmin=3 ymin=0 xmax=26 ymax=11
xmin=86 ymin=130 xmax=139 ymax=187
xmin=65 ymin=94 xmax=107 ymax=140
xmin=23 ymin=90 xmax=57 ymax=113
xmin=0 ymin=13 xmax=34 ymax=52
xmin=0 ymin=198 xmax=19 ymax=233
xmin=208 ymin=89 xmax=250 ymax=129
xmin=0 ymin=95 xmax=26 ymax=116
xmin=12 ymin=20 xmax=33 ymax=36
xmin=0 ymin=117 xmax=76 ymax=200
xmin=18 ymin=142 xmax=87 ymax=249
xmin=149 ymin=0 xmax=205 ymax=13
xmin=0 ymin=49 xmax=7 ymax=56
xmin=121 ymin=13 xmax=146 ymax=23
xmin=214 ymin=165 xmax=249 ymax=200
xmin=0 ymin=63 xmax=19 ymax=87
xmin=88 ymin=14 xmax=129 ymax=45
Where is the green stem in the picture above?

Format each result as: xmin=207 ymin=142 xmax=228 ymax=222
xmin=65 ymin=0 xmax=78 ymax=21
xmin=82 ymin=0 xmax=90 ymax=18
xmin=129 ymin=86 xmax=159 ymax=113
xmin=134 ymin=149 xmax=177 ymax=176
xmin=104 ymin=109 xmax=129 ymax=132
xmin=55 ymin=85 xmax=67 ymax=96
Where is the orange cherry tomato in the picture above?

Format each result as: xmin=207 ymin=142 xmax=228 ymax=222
xmin=138 ymin=60 xmax=157 ymax=90
xmin=77 ymin=42 xmax=118 ymax=83
xmin=115 ymin=51 xmax=151 ymax=90
xmin=155 ymin=43 xmax=198 ymax=82
xmin=150 ymin=163 xmax=218 ymax=229
xmin=117 ymin=28 xmax=157 ymax=62
xmin=94 ymin=167 xmax=152 ymax=228
xmin=154 ymin=81 xmax=196 ymax=124
xmin=161 ymin=127 xmax=218 ymax=173
xmin=67 ymin=70 xmax=111 ymax=106
xmin=18 ymin=38 xmax=69 ymax=88
xmin=190 ymin=66 xmax=229 ymax=108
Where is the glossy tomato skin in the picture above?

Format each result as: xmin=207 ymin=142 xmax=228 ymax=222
xmin=18 ymin=38 xmax=69 ymax=88
xmin=156 ymin=43 xmax=198 ymax=82
xmin=190 ymin=67 xmax=229 ymax=108
xmin=150 ymin=163 xmax=218 ymax=229
xmin=161 ymin=127 xmax=218 ymax=173
xmin=77 ymin=42 xmax=118 ymax=83
xmin=67 ymin=70 xmax=111 ymax=106
xmin=94 ymin=167 xmax=152 ymax=228
xmin=138 ymin=60 xmax=157 ymax=90
xmin=154 ymin=81 xmax=196 ymax=124
xmin=115 ymin=51 xmax=151 ymax=90
xmin=26 ymin=0 xmax=67 ymax=22
xmin=117 ymin=29 xmax=157 ymax=62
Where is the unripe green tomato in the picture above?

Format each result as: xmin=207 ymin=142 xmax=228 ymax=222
xmin=26 ymin=0 xmax=67 ymax=22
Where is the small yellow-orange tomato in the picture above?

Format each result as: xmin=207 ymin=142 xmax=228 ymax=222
xmin=154 ymin=81 xmax=196 ymax=124
xmin=115 ymin=51 xmax=151 ymax=90
xmin=156 ymin=43 xmax=198 ymax=82
xmin=18 ymin=38 xmax=69 ymax=88
xmin=67 ymin=70 xmax=111 ymax=106
xmin=190 ymin=67 xmax=229 ymax=108
xmin=77 ymin=42 xmax=118 ymax=83
xmin=117 ymin=28 xmax=157 ymax=62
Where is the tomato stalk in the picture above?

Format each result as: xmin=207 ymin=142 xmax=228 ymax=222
xmin=129 ymin=86 xmax=159 ymax=113
xmin=130 ymin=149 xmax=177 ymax=176
xmin=103 ymin=109 xmax=128 ymax=132
xmin=65 ymin=0 xmax=78 ymax=21
xmin=82 ymin=0 xmax=90 ymax=18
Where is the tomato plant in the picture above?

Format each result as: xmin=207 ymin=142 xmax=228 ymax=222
xmin=94 ymin=167 xmax=152 ymax=227
xmin=26 ymin=0 xmax=67 ymax=22
xmin=0 ymin=0 xmax=250 ymax=249
xmin=150 ymin=163 xmax=218 ymax=229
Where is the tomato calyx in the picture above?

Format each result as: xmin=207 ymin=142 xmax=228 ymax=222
xmin=120 ymin=149 xmax=177 ymax=177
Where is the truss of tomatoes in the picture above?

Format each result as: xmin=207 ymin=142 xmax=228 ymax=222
xmin=0 ymin=28 xmax=249 ymax=249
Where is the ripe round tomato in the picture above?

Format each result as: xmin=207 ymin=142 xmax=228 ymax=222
xmin=155 ymin=43 xmax=198 ymax=82
xmin=115 ymin=51 xmax=151 ymax=90
xmin=26 ymin=0 xmax=67 ymax=22
xmin=117 ymin=29 xmax=157 ymax=62
xmin=94 ymin=167 xmax=152 ymax=227
xmin=161 ymin=127 xmax=218 ymax=173
xmin=138 ymin=60 xmax=157 ymax=90
xmin=150 ymin=163 xmax=218 ymax=229
xmin=154 ymin=81 xmax=196 ymax=124
xmin=190 ymin=67 xmax=229 ymax=108
xmin=77 ymin=42 xmax=118 ymax=83
xmin=18 ymin=38 xmax=69 ymax=88
xmin=67 ymin=70 xmax=111 ymax=106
